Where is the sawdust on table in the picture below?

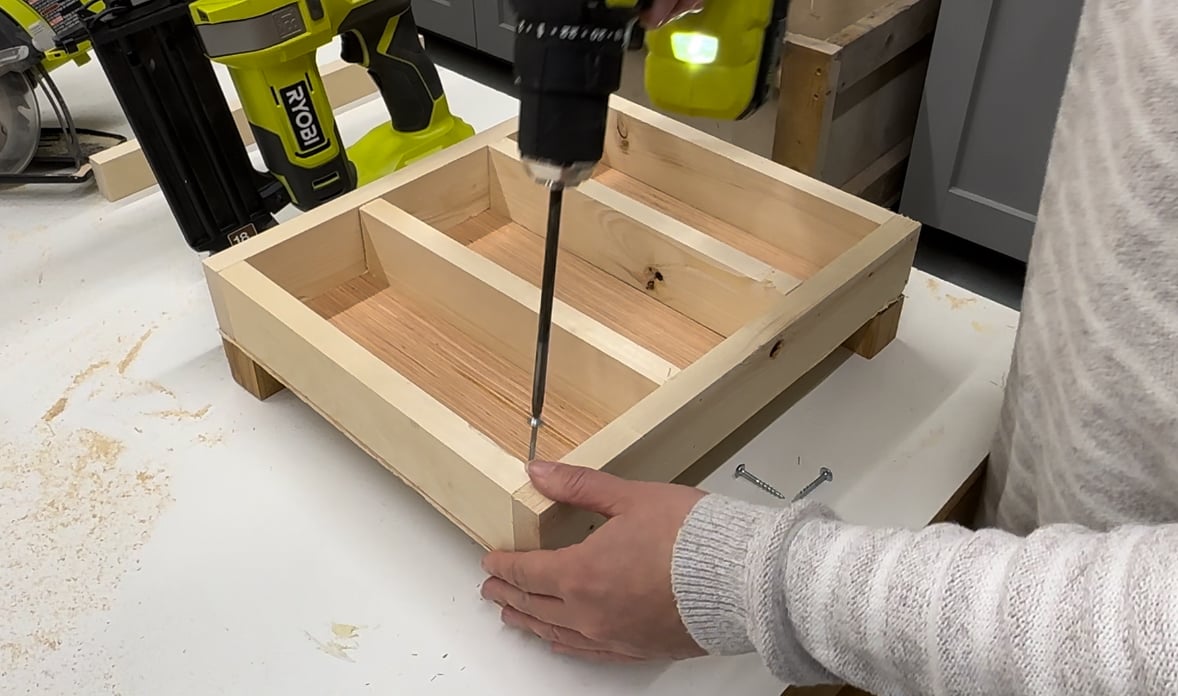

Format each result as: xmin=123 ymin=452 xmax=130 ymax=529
xmin=305 ymin=623 xmax=363 ymax=663
xmin=945 ymin=293 xmax=977 ymax=311
xmin=41 ymin=360 xmax=110 ymax=424
xmin=146 ymin=405 xmax=211 ymax=421
xmin=117 ymin=328 xmax=154 ymax=375
xmin=0 ymin=426 xmax=172 ymax=693
xmin=195 ymin=430 xmax=226 ymax=447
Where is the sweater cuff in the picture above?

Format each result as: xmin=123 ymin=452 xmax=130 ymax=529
xmin=670 ymin=493 xmax=832 ymax=668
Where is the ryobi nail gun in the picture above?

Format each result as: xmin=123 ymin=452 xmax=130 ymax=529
xmin=5 ymin=0 xmax=473 ymax=252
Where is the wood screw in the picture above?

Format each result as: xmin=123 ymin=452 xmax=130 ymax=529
xmin=734 ymin=463 xmax=786 ymax=499
xmin=792 ymin=467 xmax=833 ymax=502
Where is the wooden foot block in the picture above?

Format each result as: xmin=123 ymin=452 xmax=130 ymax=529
xmin=843 ymin=295 xmax=904 ymax=359
xmin=222 ymin=338 xmax=285 ymax=400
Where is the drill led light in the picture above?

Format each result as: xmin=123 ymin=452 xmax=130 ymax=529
xmin=670 ymin=32 xmax=718 ymax=65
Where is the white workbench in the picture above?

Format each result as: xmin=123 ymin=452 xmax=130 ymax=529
xmin=0 ymin=48 xmax=1020 ymax=695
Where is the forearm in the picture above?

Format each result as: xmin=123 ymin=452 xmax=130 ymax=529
xmin=671 ymin=494 xmax=1178 ymax=694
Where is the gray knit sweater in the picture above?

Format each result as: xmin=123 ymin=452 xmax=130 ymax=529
xmin=670 ymin=1 xmax=1178 ymax=693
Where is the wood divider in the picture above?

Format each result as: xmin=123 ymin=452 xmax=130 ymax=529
xmin=356 ymin=199 xmax=671 ymax=417
xmin=486 ymin=140 xmax=800 ymax=337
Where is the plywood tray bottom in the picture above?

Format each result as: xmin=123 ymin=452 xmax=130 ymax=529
xmin=305 ymin=272 xmax=605 ymax=462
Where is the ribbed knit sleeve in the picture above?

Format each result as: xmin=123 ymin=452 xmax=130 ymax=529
xmin=672 ymin=495 xmax=1178 ymax=694
xmin=672 ymin=0 xmax=1178 ymax=692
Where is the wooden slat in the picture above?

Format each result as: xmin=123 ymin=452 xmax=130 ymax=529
xmin=823 ymin=47 xmax=931 ymax=188
xmin=841 ymin=136 xmax=912 ymax=203
xmin=829 ymin=0 xmax=942 ymax=89
xmin=774 ymin=35 xmax=842 ymax=181
xmin=92 ymin=61 xmax=377 ymax=202
xmin=487 ymin=141 xmax=797 ymax=336
xmin=788 ymin=0 xmax=904 ymax=40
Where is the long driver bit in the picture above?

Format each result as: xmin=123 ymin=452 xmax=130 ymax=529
xmin=528 ymin=186 xmax=564 ymax=461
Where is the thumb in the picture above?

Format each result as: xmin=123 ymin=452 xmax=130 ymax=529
xmin=527 ymin=460 xmax=633 ymax=518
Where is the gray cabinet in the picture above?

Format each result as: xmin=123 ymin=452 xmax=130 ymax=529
xmin=412 ymin=0 xmax=477 ymax=48
xmin=412 ymin=0 xmax=514 ymax=62
xmin=472 ymin=0 xmax=516 ymax=61
xmin=899 ymin=0 xmax=1084 ymax=261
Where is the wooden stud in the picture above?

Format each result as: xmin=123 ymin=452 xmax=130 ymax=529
xmin=773 ymin=35 xmax=843 ymax=182
xmin=92 ymin=61 xmax=378 ymax=202
xmin=222 ymin=338 xmax=284 ymax=400
xmin=842 ymin=294 xmax=904 ymax=359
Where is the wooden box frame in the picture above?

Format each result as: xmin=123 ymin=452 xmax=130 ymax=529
xmin=774 ymin=0 xmax=942 ymax=206
xmin=203 ymin=97 xmax=920 ymax=551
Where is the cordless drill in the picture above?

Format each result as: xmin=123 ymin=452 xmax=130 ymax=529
xmin=189 ymin=0 xmax=474 ymax=210
xmin=509 ymin=0 xmax=792 ymax=457
xmin=510 ymin=0 xmax=791 ymax=189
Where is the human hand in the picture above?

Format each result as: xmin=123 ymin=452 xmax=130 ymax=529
xmin=641 ymin=0 xmax=705 ymax=28
xmin=480 ymin=460 xmax=708 ymax=662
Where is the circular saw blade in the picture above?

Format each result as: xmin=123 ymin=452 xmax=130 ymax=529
xmin=0 ymin=70 xmax=40 ymax=176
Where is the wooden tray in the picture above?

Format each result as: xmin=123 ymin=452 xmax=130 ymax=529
xmin=202 ymin=97 xmax=920 ymax=551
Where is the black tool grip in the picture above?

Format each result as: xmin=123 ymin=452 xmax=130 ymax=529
xmin=339 ymin=0 xmax=442 ymax=133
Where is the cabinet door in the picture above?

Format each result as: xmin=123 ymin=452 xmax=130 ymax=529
xmin=411 ymin=0 xmax=477 ymax=48
xmin=473 ymin=0 xmax=516 ymax=61
xmin=899 ymin=0 xmax=1083 ymax=261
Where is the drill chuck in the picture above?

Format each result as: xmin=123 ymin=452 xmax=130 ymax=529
xmin=510 ymin=1 xmax=640 ymax=188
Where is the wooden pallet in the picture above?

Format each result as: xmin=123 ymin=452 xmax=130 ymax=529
xmin=203 ymin=97 xmax=920 ymax=552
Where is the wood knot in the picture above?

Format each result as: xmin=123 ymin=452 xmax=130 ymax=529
xmin=615 ymin=115 xmax=630 ymax=152
xmin=644 ymin=267 xmax=665 ymax=291
xmin=769 ymin=340 xmax=783 ymax=358
xmin=615 ymin=115 xmax=629 ymax=139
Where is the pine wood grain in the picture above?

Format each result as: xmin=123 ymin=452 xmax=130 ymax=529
xmin=305 ymin=274 xmax=608 ymax=462
xmin=446 ymin=211 xmax=723 ymax=369
xmin=592 ymin=168 xmax=824 ymax=280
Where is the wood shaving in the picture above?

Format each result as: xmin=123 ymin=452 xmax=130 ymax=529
xmin=117 ymin=328 xmax=154 ymax=375
xmin=41 ymin=361 xmax=109 ymax=424
xmin=146 ymin=405 xmax=210 ymax=421
xmin=305 ymin=623 xmax=362 ymax=663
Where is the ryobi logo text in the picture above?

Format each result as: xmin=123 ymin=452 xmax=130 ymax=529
xmin=279 ymin=80 xmax=328 ymax=154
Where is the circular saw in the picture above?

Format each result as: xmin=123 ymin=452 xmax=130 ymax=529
xmin=0 ymin=63 xmax=39 ymax=174
xmin=0 ymin=0 xmax=125 ymax=184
